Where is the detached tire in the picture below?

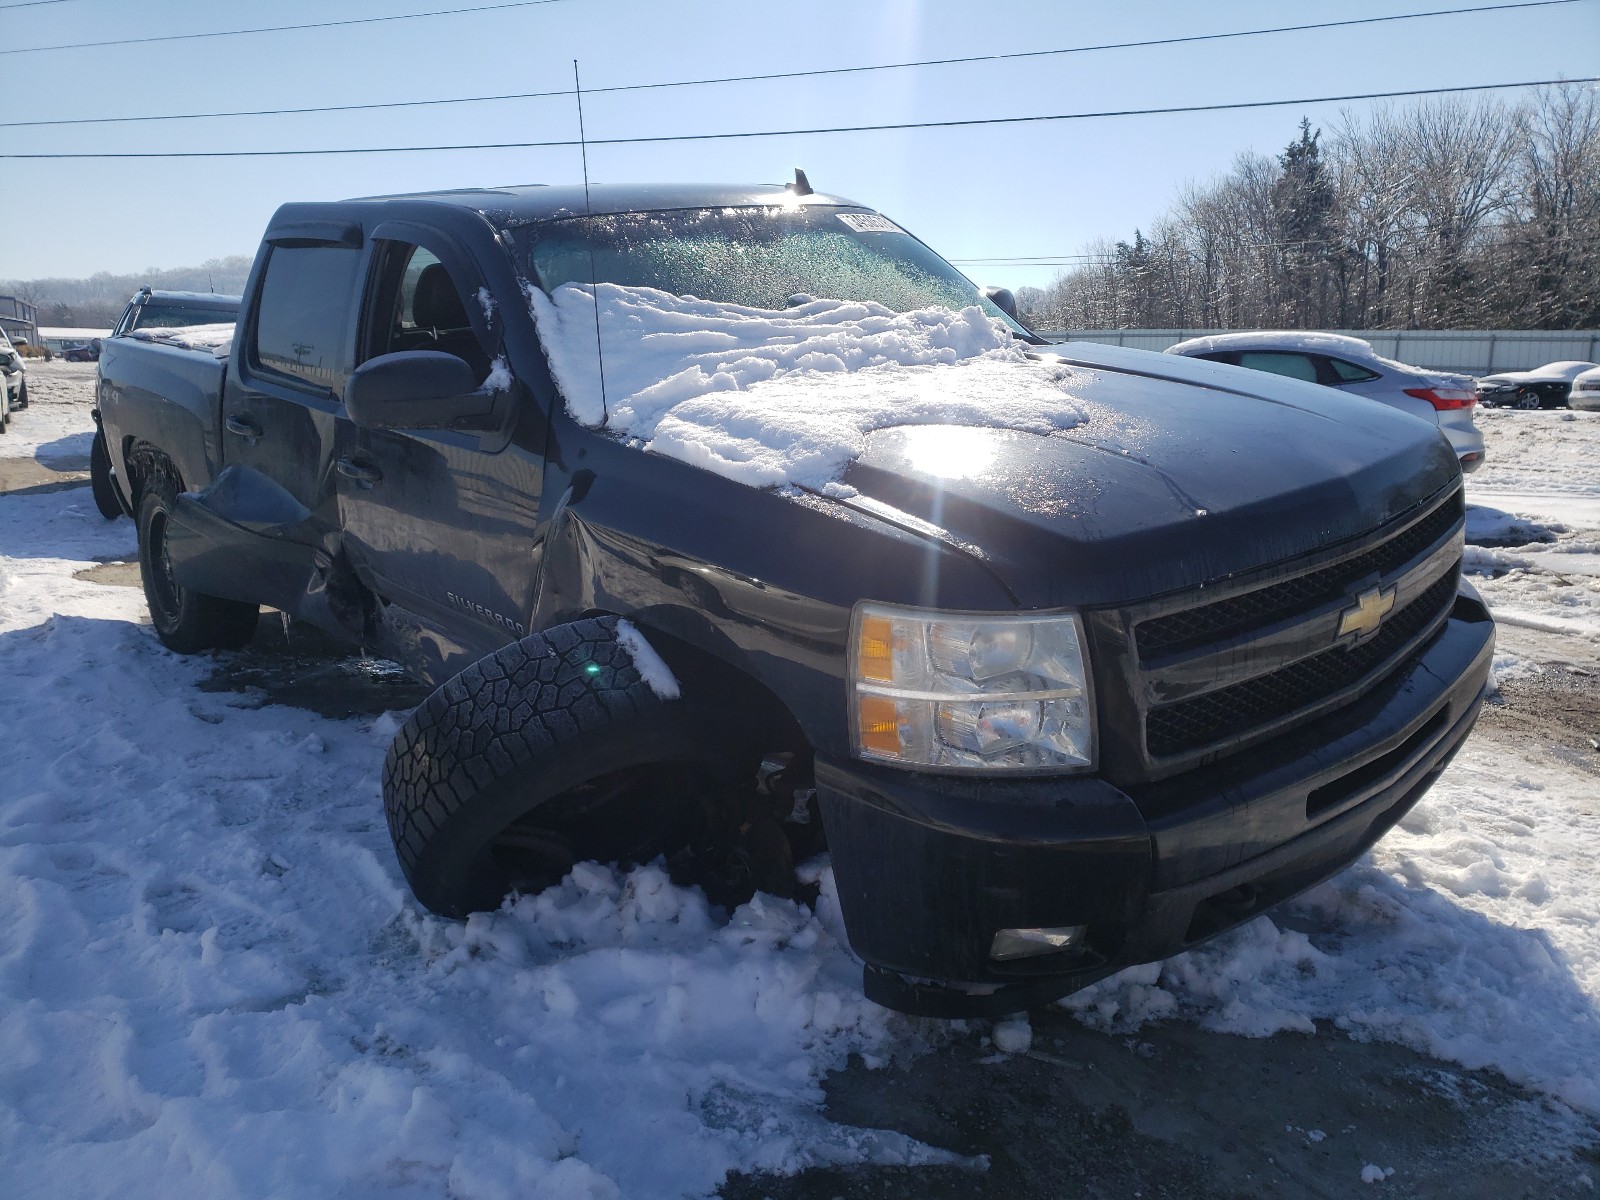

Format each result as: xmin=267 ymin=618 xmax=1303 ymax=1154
xmin=90 ymin=428 xmax=123 ymax=519
xmin=383 ymin=617 xmax=763 ymax=917
xmin=136 ymin=473 xmax=259 ymax=652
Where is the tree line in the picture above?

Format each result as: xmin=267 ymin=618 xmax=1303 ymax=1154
xmin=1 ymin=256 xmax=255 ymax=330
xmin=1017 ymin=84 xmax=1600 ymax=333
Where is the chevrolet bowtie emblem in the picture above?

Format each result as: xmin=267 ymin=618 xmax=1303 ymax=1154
xmin=1338 ymin=584 xmax=1397 ymax=640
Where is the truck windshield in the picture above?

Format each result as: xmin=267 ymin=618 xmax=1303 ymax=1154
xmin=519 ymin=207 xmax=1027 ymax=336
xmin=133 ymin=304 xmax=238 ymax=330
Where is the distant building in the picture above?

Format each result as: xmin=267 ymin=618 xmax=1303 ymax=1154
xmin=0 ymin=295 xmax=39 ymax=348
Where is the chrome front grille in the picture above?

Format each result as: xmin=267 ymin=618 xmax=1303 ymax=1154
xmin=1144 ymin=570 xmax=1459 ymax=758
xmin=1113 ymin=487 xmax=1464 ymax=776
xmin=1135 ymin=494 xmax=1463 ymax=659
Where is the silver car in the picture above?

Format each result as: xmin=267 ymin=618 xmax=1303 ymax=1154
xmin=1569 ymin=366 xmax=1600 ymax=413
xmin=1165 ymin=331 xmax=1486 ymax=474
xmin=0 ymin=328 xmax=26 ymax=424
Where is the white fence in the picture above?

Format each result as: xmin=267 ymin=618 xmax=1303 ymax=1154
xmin=1038 ymin=329 xmax=1600 ymax=375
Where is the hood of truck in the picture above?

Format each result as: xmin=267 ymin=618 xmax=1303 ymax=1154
xmin=836 ymin=344 xmax=1460 ymax=609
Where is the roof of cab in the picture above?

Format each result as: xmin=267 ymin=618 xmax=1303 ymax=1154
xmin=139 ymin=290 xmax=242 ymax=306
xmin=337 ymin=182 xmax=868 ymax=223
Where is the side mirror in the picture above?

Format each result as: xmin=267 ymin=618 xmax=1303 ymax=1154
xmin=344 ymin=350 xmax=493 ymax=431
xmin=981 ymin=286 xmax=1020 ymax=322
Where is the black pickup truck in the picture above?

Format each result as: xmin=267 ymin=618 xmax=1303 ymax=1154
xmin=96 ymin=181 xmax=1493 ymax=1016
xmin=92 ymin=289 xmax=243 ymax=518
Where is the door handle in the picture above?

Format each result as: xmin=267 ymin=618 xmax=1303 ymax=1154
xmin=336 ymin=457 xmax=383 ymax=488
xmin=224 ymin=415 xmax=263 ymax=445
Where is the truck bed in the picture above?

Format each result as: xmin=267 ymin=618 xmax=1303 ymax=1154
xmin=98 ymin=332 xmax=230 ymax=496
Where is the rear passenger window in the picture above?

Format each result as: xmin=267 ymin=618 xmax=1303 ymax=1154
xmin=1237 ymin=351 xmax=1319 ymax=383
xmin=1328 ymin=357 xmax=1381 ymax=383
xmin=253 ymin=245 xmax=362 ymax=393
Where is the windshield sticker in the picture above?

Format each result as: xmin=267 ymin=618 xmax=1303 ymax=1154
xmin=837 ymin=213 xmax=902 ymax=234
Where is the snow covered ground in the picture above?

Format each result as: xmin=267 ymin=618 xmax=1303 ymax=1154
xmin=1 ymin=360 xmax=98 ymax=463
xmin=2 ymin=364 xmax=1598 ymax=1196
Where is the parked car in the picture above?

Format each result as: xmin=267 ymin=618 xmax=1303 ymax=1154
xmin=1164 ymin=331 xmax=1486 ymax=474
xmin=1476 ymin=360 xmax=1599 ymax=409
xmin=0 ymin=327 xmax=26 ymax=418
xmin=1569 ymin=366 xmax=1600 ymax=413
xmin=95 ymin=181 xmax=1492 ymax=1017
xmin=63 ymin=340 xmax=101 ymax=363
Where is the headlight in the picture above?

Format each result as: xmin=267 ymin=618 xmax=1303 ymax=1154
xmin=849 ymin=603 xmax=1095 ymax=773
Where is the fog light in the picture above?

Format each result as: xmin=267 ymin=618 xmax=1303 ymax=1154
xmin=989 ymin=925 xmax=1087 ymax=961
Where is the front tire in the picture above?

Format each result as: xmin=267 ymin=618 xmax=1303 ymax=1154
xmin=136 ymin=474 xmax=259 ymax=652
xmin=1514 ymin=387 xmax=1542 ymax=410
xmin=383 ymin=617 xmax=765 ymax=917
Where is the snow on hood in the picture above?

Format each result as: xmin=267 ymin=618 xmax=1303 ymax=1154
xmin=526 ymin=283 xmax=1085 ymax=493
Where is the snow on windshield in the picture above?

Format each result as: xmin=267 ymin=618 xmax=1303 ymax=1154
xmin=526 ymin=282 xmax=1084 ymax=493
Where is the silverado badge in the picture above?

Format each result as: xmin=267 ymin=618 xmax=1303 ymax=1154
xmin=1338 ymin=584 xmax=1397 ymax=641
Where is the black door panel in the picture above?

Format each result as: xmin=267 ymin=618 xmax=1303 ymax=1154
xmin=219 ymin=242 xmax=364 ymax=615
xmin=336 ymin=238 xmax=546 ymax=650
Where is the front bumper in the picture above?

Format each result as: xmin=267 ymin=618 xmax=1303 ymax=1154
xmin=816 ymin=590 xmax=1495 ymax=1017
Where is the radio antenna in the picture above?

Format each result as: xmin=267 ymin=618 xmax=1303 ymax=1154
xmin=573 ymin=58 xmax=608 ymax=422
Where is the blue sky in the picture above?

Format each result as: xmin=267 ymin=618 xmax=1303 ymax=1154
xmin=1 ymin=0 xmax=1596 ymax=288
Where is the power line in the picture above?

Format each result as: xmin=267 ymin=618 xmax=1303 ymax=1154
xmin=0 ymin=0 xmax=85 ymax=10
xmin=599 ymin=1 xmax=1590 ymax=95
xmin=0 ymin=0 xmax=1585 ymax=124
xmin=3 ymin=76 xmax=1594 ymax=159
xmin=0 ymin=0 xmax=573 ymax=56
xmin=0 ymin=86 xmax=575 ymax=130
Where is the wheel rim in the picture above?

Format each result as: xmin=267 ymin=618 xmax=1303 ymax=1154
xmin=1516 ymin=390 xmax=1540 ymax=410
xmin=146 ymin=506 xmax=184 ymax=626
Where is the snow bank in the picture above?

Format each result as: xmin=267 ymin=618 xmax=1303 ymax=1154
xmin=1060 ymin=737 xmax=1600 ymax=1113
xmin=526 ymin=283 xmax=1084 ymax=492
xmin=0 ymin=487 xmax=972 ymax=1199
xmin=1465 ymin=504 xmax=1561 ymax=548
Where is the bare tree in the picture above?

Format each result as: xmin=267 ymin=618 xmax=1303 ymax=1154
xmin=1032 ymin=91 xmax=1589 ymax=333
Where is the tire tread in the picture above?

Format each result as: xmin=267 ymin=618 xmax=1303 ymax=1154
xmin=380 ymin=617 xmax=655 ymax=886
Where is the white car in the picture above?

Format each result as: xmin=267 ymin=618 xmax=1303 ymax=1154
xmin=1164 ymin=331 xmax=1486 ymax=474
xmin=0 ymin=328 xmax=26 ymax=432
xmin=1475 ymin=360 xmax=1598 ymax=410
xmin=1569 ymin=366 xmax=1600 ymax=412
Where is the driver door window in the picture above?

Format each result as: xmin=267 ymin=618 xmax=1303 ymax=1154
xmin=367 ymin=242 xmax=493 ymax=384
